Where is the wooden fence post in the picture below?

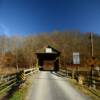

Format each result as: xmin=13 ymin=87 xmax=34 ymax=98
xmin=72 ymin=69 xmax=75 ymax=79
xmin=93 ymin=80 xmax=96 ymax=89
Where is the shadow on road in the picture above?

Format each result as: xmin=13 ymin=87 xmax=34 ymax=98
xmin=50 ymin=71 xmax=67 ymax=77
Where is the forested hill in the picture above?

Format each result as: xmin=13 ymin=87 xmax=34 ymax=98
xmin=0 ymin=31 xmax=100 ymax=74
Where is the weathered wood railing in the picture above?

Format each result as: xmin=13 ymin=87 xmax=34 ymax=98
xmin=24 ymin=68 xmax=36 ymax=76
xmin=58 ymin=69 xmax=72 ymax=77
xmin=0 ymin=67 xmax=38 ymax=94
xmin=59 ymin=68 xmax=100 ymax=89
xmin=0 ymin=73 xmax=17 ymax=93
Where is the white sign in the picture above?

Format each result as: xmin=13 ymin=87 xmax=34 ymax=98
xmin=73 ymin=52 xmax=80 ymax=64
xmin=45 ymin=48 xmax=52 ymax=53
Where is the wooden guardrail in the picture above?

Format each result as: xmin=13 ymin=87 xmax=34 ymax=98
xmin=59 ymin=68 xmax=100 ymax=98
xmin=58 ymin=69 xmax=72 ymax=77
xmin=0 ymin=67 xmax=38 ymax=94
xmin=59 ymin=68 xmax=100 ymax=89
xmin=0 ymin=73 xmax=17 ymax=93
xmin=84 ymin=75 xmax=100 ymax=89
xmin=24 ymin=68 xmax=36 ymax=76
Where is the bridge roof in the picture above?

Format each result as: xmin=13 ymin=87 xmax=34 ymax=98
xmin=36 ymin=45 xmax=60 ymax=54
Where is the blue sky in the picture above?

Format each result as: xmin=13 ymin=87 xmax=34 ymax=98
xmin=0 ymin=0 xmax=100 ymax=36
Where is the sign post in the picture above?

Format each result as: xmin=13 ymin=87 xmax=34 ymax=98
xmin=73 ymin=52 xmax=80 ymax=64
xmin=87 ymin=57 xmax=97 ymax=87
xmin=73 ymin=52 xmax=80 ymax=81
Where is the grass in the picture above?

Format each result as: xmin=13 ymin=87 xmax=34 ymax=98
xmin=9 ymin=75 xmax=34 ymax=100
xmin=0 ymin=88 xmax=9 ymax=100
xmin=0 ymin=66 xmax=25 ymax=75
xmin=0 ymin=82 xmax=16 ymax=99
xmin=0 ymin=67 xmax=16 ymax=75
xmin=9 ymin=85 xmax=27 ymax=100
xmin=0 ymin=82 xmax=27 ymax=100
xmin=67 ymin=78 xmax=100 ymax=100
xmin=0 ymin=68 xmax=38 ymax=100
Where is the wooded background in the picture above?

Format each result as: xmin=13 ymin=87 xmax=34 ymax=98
xmin=0 ymin=31 xmax=100 ymax=74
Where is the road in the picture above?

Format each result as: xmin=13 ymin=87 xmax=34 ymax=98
xmin=27 ymin=71 xmax=91 ymax=100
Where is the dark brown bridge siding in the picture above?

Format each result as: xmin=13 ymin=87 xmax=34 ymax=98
xmin=36 ymin=53 xmax=60 ymax=71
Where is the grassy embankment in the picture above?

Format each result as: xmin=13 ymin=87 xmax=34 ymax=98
xmin=0 ymin=65 xmax=38 ymax=100
xmin=9 ymin=74 xmax=34 ymax=100
xmin=68 ymin=78 xmax=100 ymax=100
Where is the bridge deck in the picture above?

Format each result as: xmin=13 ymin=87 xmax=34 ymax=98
xmin=27 ymin=72 xmax=91 ymax=100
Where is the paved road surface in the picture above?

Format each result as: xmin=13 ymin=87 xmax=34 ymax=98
xmin=27 ymin=72 xmax=91 ymax=100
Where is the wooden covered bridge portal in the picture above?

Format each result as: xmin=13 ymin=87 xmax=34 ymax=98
xmin=36 ymin=46 xmax=60 ymax=71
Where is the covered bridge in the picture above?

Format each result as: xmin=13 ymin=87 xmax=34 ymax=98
xmin=36 ymin=46 xmax=60 ymax=71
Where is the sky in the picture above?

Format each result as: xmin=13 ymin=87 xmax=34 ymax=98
xmin=0 ymin=0 xmax=100 ymax=36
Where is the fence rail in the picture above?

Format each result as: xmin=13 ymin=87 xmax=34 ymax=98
xmin=0 ymin=67 xmax=38 ymax=94
xmin=59 ymin=68 xmax=100 ymax=89
xmin=58 ymin=69 xmax=72 ymax=77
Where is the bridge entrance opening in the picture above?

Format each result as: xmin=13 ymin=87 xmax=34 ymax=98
xmin=36 ymin=46 xmax=60 ymax=72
